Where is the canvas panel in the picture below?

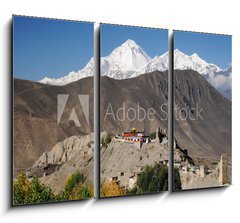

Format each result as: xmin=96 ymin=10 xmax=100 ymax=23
xmin=173 ymin=31 xmax=232 ymax=191
xmin=13 ymin=16 xmax=94 ymax=205
xmin=99 ymin=24 xmax=169 ymax=197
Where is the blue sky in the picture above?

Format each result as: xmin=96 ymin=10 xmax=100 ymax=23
xmin=174 ymin=31 xmax=232 ymax=69
xmin=101 ymin=24 xmax=168 ymax=58
xmin=13 ymin=16 xmax=93 ymax=81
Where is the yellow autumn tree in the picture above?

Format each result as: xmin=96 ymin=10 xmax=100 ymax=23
xmin=101 ymin=180 xmax=126 ymax=197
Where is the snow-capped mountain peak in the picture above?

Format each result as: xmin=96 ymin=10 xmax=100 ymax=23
xmin=121 ymin=39 xmax=139 ymax=48
xmin=190 ymin=52 xmax=200 ymax=59
xmin=100 ymin=39 xmax=151 ymax=79
xmin=174 ymin=49 xmax=186 ymax=56
xmin=174 ymin=49 xmax=223 ymax=75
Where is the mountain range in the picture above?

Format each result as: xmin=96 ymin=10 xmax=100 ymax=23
xmin=39 ymin=39 xmax=231 ymax=100
xmin=14 ymin=68 xmax=231 ymax=177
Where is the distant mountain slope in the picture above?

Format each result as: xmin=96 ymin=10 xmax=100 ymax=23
xmin=100 ymin=70 xmax=231 ymax=157
xmin=100 ymin=71 xmax=169 ymax=135
xmin=13 ymin=77 xmax=93 ymax=176
xmin=174 ymin=69 xmax=231 ymax=157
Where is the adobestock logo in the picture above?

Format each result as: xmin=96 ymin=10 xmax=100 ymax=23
xmin=103 ymin=102 xmax=204 ymax=122
xmin=174 ymin=103 xmax=204 ymax=121
xmin=104 ymin=102 xmax=157 ymax=122
xmin=57 ymin=94 xmax=89 ymax=127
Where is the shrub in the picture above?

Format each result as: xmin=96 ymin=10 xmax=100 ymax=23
xmin=65 ymin=172 xmax=86 ymax=193
xmin=59 ymin=172 xmax=93 ymax=201
xmin=149 ymin=132 xmax=156 ymax=140
xmin=101 ymin=133 xmax=112 ymax=148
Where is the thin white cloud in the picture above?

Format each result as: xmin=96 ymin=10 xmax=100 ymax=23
xmin=208 ymin=71 xmax=232 ymax=91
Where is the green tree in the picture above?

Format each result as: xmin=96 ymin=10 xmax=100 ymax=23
xmin=128 ymin=164 xmax=168 ymax=195
xmin=173 ymin=168 xmax=182 ymax=191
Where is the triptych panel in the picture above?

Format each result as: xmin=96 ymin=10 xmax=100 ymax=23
xmin=100 ymin=24 xmax=169 ymax=197
xmin=173 ymin=31 xmax=232 ymax=191
xmin=12 ymin=15 xmax=232 ymax=205
xmin=13 ymin=16 xmax=94 ymax=205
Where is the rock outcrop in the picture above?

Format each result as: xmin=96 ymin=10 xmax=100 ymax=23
xmin=100 ymin=127 xmax=194 ymax=190
xmin=26 ymin=134 xmax=94 ymax=194
xmin=100 ymin=129 xmax=169 ymax=189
